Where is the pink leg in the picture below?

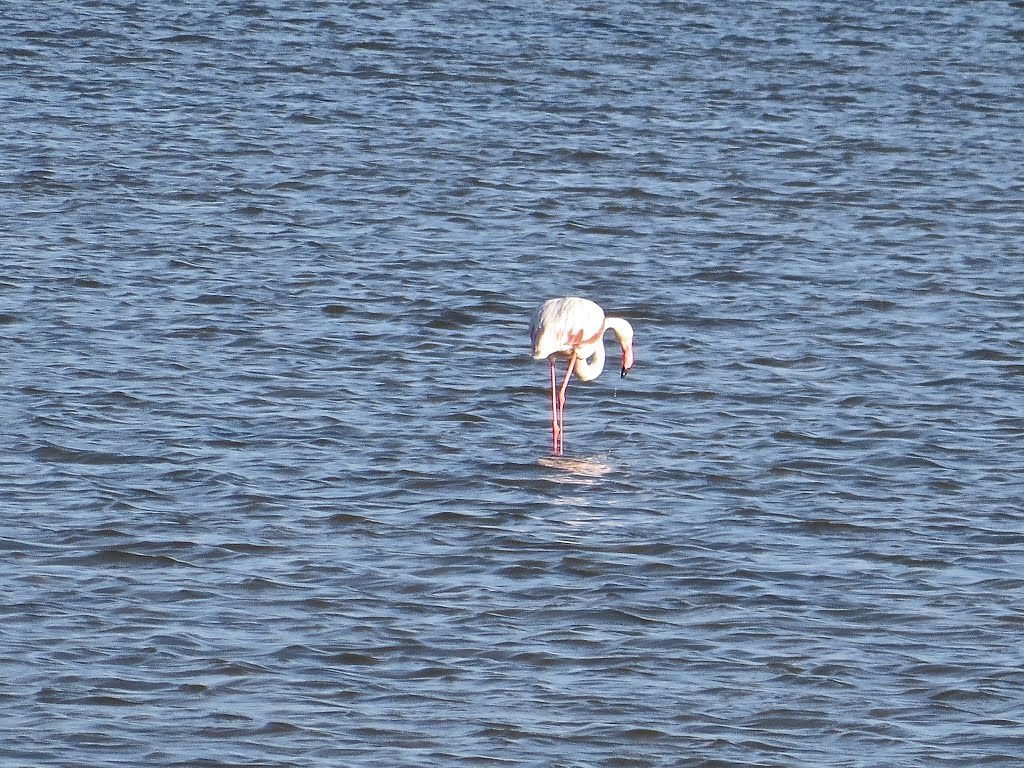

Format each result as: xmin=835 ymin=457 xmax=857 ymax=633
xmin=555 ymin=351 xmax=577 ymax=456
xmin=549 ymin=358 xmax=559 ymax=453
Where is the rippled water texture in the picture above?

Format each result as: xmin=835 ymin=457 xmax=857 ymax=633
xmin=3 ymin=2 xmax=1024 ymax=766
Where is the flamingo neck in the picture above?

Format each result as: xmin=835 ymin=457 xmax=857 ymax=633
xmin=572 ymin=317 xmax=634 ymax=381
xmin=573 ymin=337 xmax=606 ymax=381
xmin=606 ymin=317 xmax=634 ymax=372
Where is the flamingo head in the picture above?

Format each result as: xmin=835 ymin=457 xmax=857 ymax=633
xmin=620 ymin=341 xmax=634 ymax=378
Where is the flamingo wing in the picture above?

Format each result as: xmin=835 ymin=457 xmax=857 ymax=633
xmin=530 ymin=297 xmax=605 ymax=359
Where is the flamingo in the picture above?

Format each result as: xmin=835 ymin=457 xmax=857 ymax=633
xmin=530 ymin=297 xmax=634 ymax=455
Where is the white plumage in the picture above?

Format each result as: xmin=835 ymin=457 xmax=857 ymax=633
xmin=529 ymin=297 xmax=634 ymax=455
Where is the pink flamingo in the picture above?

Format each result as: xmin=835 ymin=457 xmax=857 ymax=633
xmin=530 ymin=297 xmax=634 ymax=455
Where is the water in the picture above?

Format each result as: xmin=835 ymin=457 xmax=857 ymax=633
xmin=3 ymin=1 xmax=1023 ymax=765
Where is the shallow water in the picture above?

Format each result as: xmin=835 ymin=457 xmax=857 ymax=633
xmin=3 ymin=2 xmax=1024 ymax=766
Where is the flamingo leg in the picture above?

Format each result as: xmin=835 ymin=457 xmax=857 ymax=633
xmin=549 ymin=357 xmax=559 ymax=453
xmin=555 ymin=350 xmax=577 ymax=455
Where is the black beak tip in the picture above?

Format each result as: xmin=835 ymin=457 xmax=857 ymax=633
xmin=620 ymin=366 xmax=628 ymax=378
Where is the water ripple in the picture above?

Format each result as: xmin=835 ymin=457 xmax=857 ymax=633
xmin=3 ymin=1 xmax=1023 ymax=766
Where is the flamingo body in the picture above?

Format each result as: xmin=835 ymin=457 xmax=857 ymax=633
xmin=530 ymin=297 xmax=634 ymax=455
